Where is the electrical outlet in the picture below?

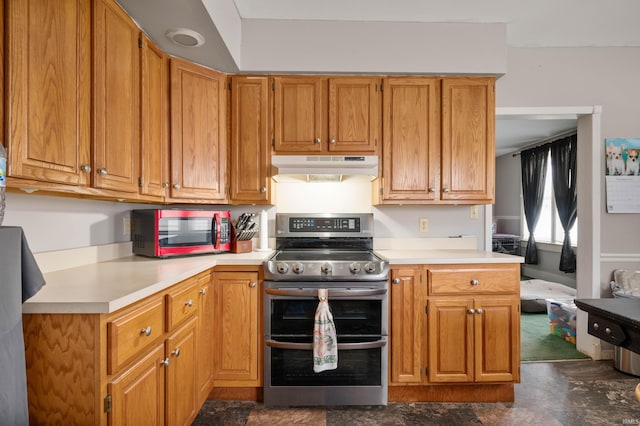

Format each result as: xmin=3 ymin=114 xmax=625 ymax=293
xmin=123 ymin=217 xmax=131 ymax=237
xmin=470 ymin=205 xmax=479 ymax=220
xmin=419 ymin=217 xmax=429 ymax=233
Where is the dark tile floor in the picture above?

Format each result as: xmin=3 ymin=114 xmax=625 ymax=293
xmin=193 ymin=360 xmax=640 ymax=425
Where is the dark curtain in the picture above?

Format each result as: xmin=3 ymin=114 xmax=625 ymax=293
xmin=550 ymin=135 xmax=578 ymax=272
xmin=521 ymin=145 xmax=549 ymax=264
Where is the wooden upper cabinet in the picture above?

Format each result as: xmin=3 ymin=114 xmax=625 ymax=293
xmin=6 ymin=0 xmax=91 ymax=185
xmin=441 ymin=77 xmax=495 ymax=203
xmin=273 ymin=76 xmax=381 ymax=154
xmin=328 ymin=77 xmax=380 ymax=153
xmin=140 ymin=35 xmax=169 ymax=199
xmin=93 ymin=0 xmax=140 ymax=193
xmin=169 ymin=58 xmax=227 ymax=202
xmin=230 ymin=76 xmax=271 ymax=204
xmin=273 ymin=76 xmax=324 ymax=153
xmin=379 ymin=77 xmax=440 ymax=202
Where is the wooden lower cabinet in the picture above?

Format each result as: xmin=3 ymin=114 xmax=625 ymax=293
xmin=23 ymin=270 xmax=216 ymax=426
xmin=388 ymin=263 xmax=520 ymax=403
xmin=212 ymin=268 xmax=262 ymax=387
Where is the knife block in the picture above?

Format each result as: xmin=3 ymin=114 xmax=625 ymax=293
xmin=231 ymin=239 xmax=252 ymax=253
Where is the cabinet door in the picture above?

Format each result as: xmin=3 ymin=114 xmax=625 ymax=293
xmin=273 ymin=76 xmax=324 ymax=153
xmin=93 ymin=0 xmax=140 ymax=193
xmin=108 ymin=343 xmax=165 ymax=426
xmin=328 ymin=77 xmax=380 ymax=153
xmin=389 ymin=267 xmax=425 ymax=384
xmin=166 ymin=317 xmax=198 ymax=426
xmin=381 ymin=77 xmax=440 ymax=202
xmin=6 ymin=0 xmax=91 ymax=185
xmin=427 ymin=298 xmax=474 ymax=383
xmin=195 ymin=270 xmax=215 ymax=405
xmin=474 ymin=296 xmax=519 ymax=383
xmin=140 ymin=35 xmax=169 ymax=199
xmin=213 ymin=271 xmax=260 ymax=386
xmin=441 ymin=77 xmax=495 ymax=203
xmin=170 ymin=58 xmax=227 ymax=201
xmin=230 ymin=76 xmax=271 ymax=204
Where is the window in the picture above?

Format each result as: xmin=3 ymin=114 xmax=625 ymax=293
xmin=522 ymin=152 xmax=578 ymax=245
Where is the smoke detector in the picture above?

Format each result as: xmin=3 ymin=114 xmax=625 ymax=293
xmin=165 ymin=28 xmax=205 ymax=47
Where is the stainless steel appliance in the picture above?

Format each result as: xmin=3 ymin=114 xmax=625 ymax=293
xmin=263 ymin=213 xmax=389 ymax=406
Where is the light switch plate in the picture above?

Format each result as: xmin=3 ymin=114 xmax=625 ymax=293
xmin=419 ymin=217 xmax=429 ymax=232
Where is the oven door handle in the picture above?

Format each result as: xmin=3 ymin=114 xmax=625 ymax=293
xmin=265 ymin=288 xmax=387 ymax=298
xmin=265 ymin=339 xmax=386 ymax=351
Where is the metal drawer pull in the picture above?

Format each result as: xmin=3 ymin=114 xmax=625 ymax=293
xmin=140 ymin=326 xmax=152 ymax=336
xmin=593 ymin=322 xmax=600 ymax=330
xmin=605 ymin=327 xmax=612 ymax=335
xmin=199 ymin=288 xmax=207 ymax=295
xmin=470 ymin=279 xmax=479 ymax=286
xmin=467 ymin=309 xmax=475 ymax=315
xmin=160 ymin=358 xmax=169 ymax=367
xmin=476 ymin=308 xmax=483 ymax=315
xmin=265 ymin=288 xmax=387 ymax=298
xmin=266 ymin=339 xmax=386 ymax=351
xmin=97 ymin=168 xmax=108 ymax=176
xmin=171 ymin=348 xmax=181 ymax=357
xmin=392 ymin=278 xmax=400 ymax=284
xmin=185 ymin=299 xmax=193 ymax=307
xmin=250 ymin=282 xmax=257 ymax=288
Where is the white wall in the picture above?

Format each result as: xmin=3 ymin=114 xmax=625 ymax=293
xmin=494 ymin=154 xmax=521 ymax=235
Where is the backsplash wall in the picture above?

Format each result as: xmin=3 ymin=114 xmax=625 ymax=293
xmin=4 ymin=179 xmax=487 ymax=253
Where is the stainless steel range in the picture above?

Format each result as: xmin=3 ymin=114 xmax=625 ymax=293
xmin=263 ymin=213 xmax=389 ymax=407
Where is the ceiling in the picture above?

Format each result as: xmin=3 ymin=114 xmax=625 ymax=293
xmin=117 ymin=0 xmax=640 ymax=157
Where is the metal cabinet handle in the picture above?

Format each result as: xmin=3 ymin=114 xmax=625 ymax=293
xmin=476 ymin=308 xmax=483 ymax=315
xmin=199 ymin=288 xmax=207 ymax=295
xmin=185 ymin=299 xmax=193 ymax=307
xmin=443 ymin=188 xmax=450 ymax=193
xmin=250 ymin=282 xmax=257 ymax=288
xmin=470 ymin=279 xmax=479 ymax=286
xmin=160 ymin=357 xmax=169 ymax=367
xmin=392 ymin=278 xmax=400 ymax=284
xmin=97 ymin=168 xmax=108 ymax=176
xmin=329 ymin=138 xmax=336 ymax=144
xmin=593 ymin=323 xmax=600 ymax=331
xmin=163 ymin=182 xmax=169 ymax=188
xmin=140 ymin=326 xmax=152 ymax=336
xmin=605 ymin=327 xmax=612 ymax=335
xmin=80 ymin=164 xmax=91 ymax=173
xmin=428 ymin=187 xmax=436 ymax=193
xmin=467 ymin=309 xmax=475 ymax=315
xmin=314 ymin=137 xmax=321 ymax=143
xmin=171 ymin=348 xmax=181 ymax=357
xmin=173 ymin=183 xmax=181 ymax=190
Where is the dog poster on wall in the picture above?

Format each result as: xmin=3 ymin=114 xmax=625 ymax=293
xmin=605 ymin=138 xmax=640 ymax=213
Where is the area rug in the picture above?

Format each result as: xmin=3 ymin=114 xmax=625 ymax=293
xmin=520 ymin=313 xmax=589 ymax=362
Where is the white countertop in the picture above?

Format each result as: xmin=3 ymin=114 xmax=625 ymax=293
xmin=22 ymin=251 xmax=272 ymax=315
xmin=23 ymin=249 xmax=522 ymax=315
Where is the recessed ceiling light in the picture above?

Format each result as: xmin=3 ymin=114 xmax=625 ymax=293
xmin=165 ymin=28 xmax=205 ymax=47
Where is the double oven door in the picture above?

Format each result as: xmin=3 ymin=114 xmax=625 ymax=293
xmin=263 ymin=281 xmax=388 ymax=406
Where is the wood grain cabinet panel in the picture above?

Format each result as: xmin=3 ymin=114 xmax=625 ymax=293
xmin=165 ymin=276 xmax=199 ymax=332
xmin=389 ymin=266 xmax=426 ymax=385
xmin=230 ymin=76 xmax=272 ymax=204
xmin=140 ymin=34 xmax=170 ymax=199
xmin=93 ymin=0 xmax=140 ymax=193
xmin=166 ymin=317 xmax=198 ymax=426
xmin=195 ymin=270 xmax=215 ymax=406
xmin=169 ymin=58 xmax=227 ymax=202
xmin=6 ymin=0 xmax=91 ymax=186
xmin=213 ymin=270 xmax=261 ymax=386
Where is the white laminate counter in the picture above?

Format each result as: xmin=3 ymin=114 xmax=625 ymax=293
xmin=376 ymin=249 xmax=524 ymax=265
xmin=23 ymin=248 xmax=522 ymax=315
xmin=22 ymin=251 xmax=273 ymax=315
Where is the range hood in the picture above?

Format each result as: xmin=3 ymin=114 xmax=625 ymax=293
xmin=271 ymin=155 xmax=379 ymax=182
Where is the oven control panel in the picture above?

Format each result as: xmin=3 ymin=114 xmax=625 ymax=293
xmin=290 ymin=217 xmax=360 ymax=232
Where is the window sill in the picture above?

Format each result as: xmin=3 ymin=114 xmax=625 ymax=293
xmin=521 ymin=240 xmax=577 ymax=253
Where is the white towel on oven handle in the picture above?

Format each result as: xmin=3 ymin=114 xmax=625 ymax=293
xmin=313 ymin=289 xmax=338 ymax=372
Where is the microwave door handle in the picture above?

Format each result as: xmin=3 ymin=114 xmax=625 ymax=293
xmin=211 ymin=213 xmax=220 ymax=249
xmin=265 ymin=339 xmax=386 ymax=351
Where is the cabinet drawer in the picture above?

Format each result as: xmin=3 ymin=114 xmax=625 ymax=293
xmin=428 ymin=264 xmax=519 ymax=295
xmin=108 ymin=296 xmax=164 ymax=374
xmin=166 ymin=277 xmax=200 ymax=331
